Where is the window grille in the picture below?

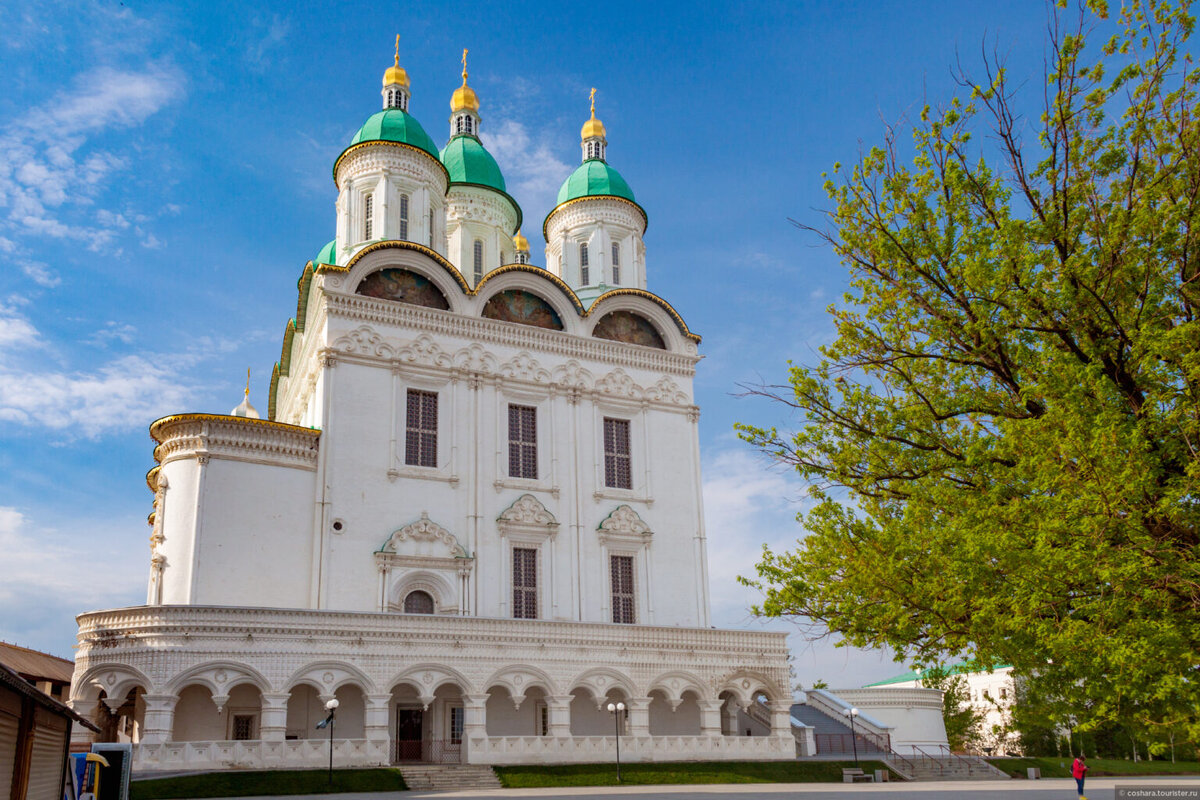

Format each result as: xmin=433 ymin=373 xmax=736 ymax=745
xmin=580 ymin=243 xmax=589 ymax=285
xmin=612 ymin=243 xmax=620 ymax=283
xmin=399 ymin=194 xmax=409 ymax=240
xmin=405 ymin=389 xmax=437 ymax=467
xmin=450 ymin=706 xmax=464 ymax=743
xmin=538 ymin=704 xmax=549 ymax=736
xmin=363 ymin=194 xmax=373 ymax=240
xmin=473 ymin=239 xmax=484 ymax=284
xmin=512 ymin=547 xmax=538 ymax=619
xmin=403 ymin=590 xmax=434 ymax=614
xmin=232 ymin=715 xmax=255 ymax=741
xmin=455 ymin=116 xmax=464 ymax=134
xmin=465 ymin=116 xmax=474 ymax=135
xmin=603 ymin=417 xmax=632 ymax=489
xmin=611 ymin=554 xmax=636 ymax=624
xmin=516 ymin=251 xmax=528 ymax=265
xmin=508 ymin=405 xmax=538 ymax=479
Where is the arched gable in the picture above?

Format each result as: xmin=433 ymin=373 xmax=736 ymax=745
xmin=165 ymin=660 xmax=273 ymax=696
xmin=474 ymin=264 xmax=585 ymax=316
xmin=284 ymin=660 xmax=378 ymax=695
xmin=338 ymin=240 xmax=471 ymax=299
xmin=71 ymin=663 xmax=154 ymax=704
xmin=587 ymin=288 xmax=701 ymax=345
xmin=385 ymin=663 xmax=475 ymax=698
xmin=356 ymin=267 xmax=451 ymax=310
xmin=592 ymin=309 xmax=667 ymax=349
xmin=481 ymin=289 xmax=564 ymax=331
xmin=482 ymin=664 xmax=560 ymax=701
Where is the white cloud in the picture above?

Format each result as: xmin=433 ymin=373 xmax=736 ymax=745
xmin=0 ymin=506 xmax=144 ymax=657
xmin=482 ymin=120 xmax=571 ymax=213
xmin=19 ymin=260 xmax=60 ymax=288
xmin=0 ymin=304 xmax=41 ymax=348
xmin=0 ymin=64 xmax=180 ymax=246
xmin=86 ymin=321 xmax=137 ymax=346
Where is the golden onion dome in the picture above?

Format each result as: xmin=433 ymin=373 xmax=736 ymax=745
xmin=383 ymin=35 xmax=410 ymax=88
xmin=581 ymin=87 xmax=606 ymax=140
xmin=451 ymin=49 xmax=479 ymax=112
xmin=451 ymin=84 xmax=479 ymax=112
xmin=513 ymin=230 xmax=529 ymax=251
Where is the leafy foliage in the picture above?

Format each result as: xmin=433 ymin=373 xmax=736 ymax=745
xmin=739 ymin=0 xmax=1200 ymax=744
xmin=922 ymin=669 xmax=985 ymax=752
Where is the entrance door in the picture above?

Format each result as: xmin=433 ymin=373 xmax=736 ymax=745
xmin=394 ymin=709 xmax=423 ymax=762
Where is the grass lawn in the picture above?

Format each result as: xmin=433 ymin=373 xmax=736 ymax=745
xmin=494 ymin=760 xmax=895 ymax=788
xmin=130 ymin=768 xmax=407 ymax=799
xmin=988 ymin=757 xmax=1200 ymax=779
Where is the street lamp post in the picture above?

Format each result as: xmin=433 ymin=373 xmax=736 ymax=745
xmin=606 ymin=701 xmax=626 ymax=782
xmin=842 ymin=706 xmax=860 ymax=767
xmin=316 ymin=697 xmax=339 ymax=785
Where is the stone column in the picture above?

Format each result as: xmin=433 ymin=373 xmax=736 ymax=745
xmin=769 ymin=702 xmax=793 ymax=737
xmin=259 ymin=693 xmax=290 ymax=742
xmin=546 ymin=695 xmax=573 ymax=739
xmin=462 ymin=694 xmax=489 ymax=765
xmin=627 ymin=697 xmax=652 ymax=738
xmin=69 ymin=699 xmax=102 ymax=745
xmin=364 ymin=694 xmax=392 ymax=742
xmin=699 ymin=700 xmax=723 ymax=737
xmin=138 ymin=694 xmax=177 ymax=745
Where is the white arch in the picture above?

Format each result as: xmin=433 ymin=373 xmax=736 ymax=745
xmin=165 ymin=660 xmax=272 ymax=696
xmin=387 ymin=569 xmax=458 ymax=613
xmin=283 ymin=660 xmax=378 ymax=695
xmin=481 ymin=663 xmax=560 ymax=700
xmin=70 ymin=663 xmax=154 ymax=704
xmin=645 ymin=669 xmax=710 ymax=705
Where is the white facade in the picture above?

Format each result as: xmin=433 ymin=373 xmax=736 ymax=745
xmin=70 ymin=55 xmax=794 ymax=772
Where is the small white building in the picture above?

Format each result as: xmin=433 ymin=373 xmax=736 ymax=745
xmin=865 ymin=663 xmax=1018 ymax=754
xmin=69 ymin=48 xmax=795 ymax=772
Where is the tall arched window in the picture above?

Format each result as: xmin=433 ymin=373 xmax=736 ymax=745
xmin=363 ymin=194 xmax=374 ymax=241
xmin=403 ymin=590 xmax=434 ymax=614
xmin=473 ymin=239 xmax=484 ymax=284
xmin=428 ymin=208 xmax=435 ymax=248
xmin=611 ymin=242 xmax=620 ymax=284
xmin=399 ymin=194 xmax=409 ymax=240
xmin=580 ymin=243 xmax=590 ymax=285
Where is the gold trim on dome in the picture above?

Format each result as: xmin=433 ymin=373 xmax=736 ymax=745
xmin=542 ymin=194 xmax=648 ymax=241
xmin=147 ymin=511 xmax=156 ymax=527
xmin=343 ymin=240 xmax=471 ymax=294
xmin=146 ymin=465 xmax=160 ymax=493
xmin=332 ymin=141 xmax=451 ymax=188
xmin=587 ymin=288 xmax=701 ymax=343
xmin=149 ymin=413 xmax=320 ymax=448
xmin=472 ymin=263 xmax=585 ymax=314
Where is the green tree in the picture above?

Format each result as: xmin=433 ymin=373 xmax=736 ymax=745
xmin=738 ymin=0 xmax=1200 ymax=744
xmin=921 ymin=669 xmax=984 ymax=753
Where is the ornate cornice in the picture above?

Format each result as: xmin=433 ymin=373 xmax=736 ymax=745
xmin=332 ymin=140 xmax=451 ymax=187
xmin=543 ymin=195 xmax=648 ymax=242
xmin=588 ymin=289 xmax=701 ymax=343
xmin=342 ymin=240 xmax=470 ymax=294
xmin=149 ymin=414 xmax=320 ymax=470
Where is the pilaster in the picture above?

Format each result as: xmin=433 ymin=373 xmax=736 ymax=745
xmin=546 ymin=694 xmax=572 ymax=738
xmin=627 ymin=696 xmax=652 ymax=738
xmin=260 ymin=693 xmax=290 ymax=742
xmin=365 ymin=693 xmax=391 ymax=741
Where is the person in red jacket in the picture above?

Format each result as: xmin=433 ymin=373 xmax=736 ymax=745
xmin=1071 ymin=754 xmax=1089 ymax=799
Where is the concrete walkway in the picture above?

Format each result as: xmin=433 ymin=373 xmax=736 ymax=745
xmin=201 ymin=776 xmax=1200 ymax=800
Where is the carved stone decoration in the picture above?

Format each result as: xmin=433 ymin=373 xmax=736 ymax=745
xmin=595 ymin=368 xmax=644 ymax=401
xmin=452 ymin=343 xmax=498 ymax=375
xmin=551 ymin=360 xmax=594 ymax=391
xmin=497 ymin=494 xmax=559 ymax=542
xmin=499 ymin=352 xmax=550 ymax=384
xmin=396 ymin=334 xmax=453 ymax=368
xmin=379 ymin=512 xmax=467 ymax=558
xmin=597 ymin=504 xmax=653 ymax=545
xmin=646 ymin=375 xmax=689 ymax=406
xmin=498 ymin=494 xmax=558 ymax=527
xmin=334 ymin=325 xmax=396 ymax=358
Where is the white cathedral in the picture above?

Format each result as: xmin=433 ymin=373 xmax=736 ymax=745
xmin=68 ymin=47 xmax=797 ymax=771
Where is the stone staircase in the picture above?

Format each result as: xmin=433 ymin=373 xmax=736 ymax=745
xmin=790 ymin=703 xmax=890 ymax=754
xmin=396 ymin=764 xmax=502 ymax=791
xmin=894 ymin=753 xmax=1009 ymax=781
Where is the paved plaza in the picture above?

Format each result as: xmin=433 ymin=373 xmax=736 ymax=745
xmin=201 ymin=776 xmax=1200 ymax=800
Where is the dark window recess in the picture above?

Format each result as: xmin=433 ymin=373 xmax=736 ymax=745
xmin=404 ymin=590 xmax=434 ymax=614
xmin=611 ymin=554 xmax=636 ymax=624
xmin=508 ymin=404 xmax=538 ymax=479
xmin=603 ymin=417 xmax=632 ymax=489
xmin=512 ymin=547 xmax=538 ymax=619
xmin=405 ymin=389 xmax=438 ymax=467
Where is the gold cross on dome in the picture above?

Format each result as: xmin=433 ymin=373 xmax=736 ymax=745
xmin=589 ymin=87 xmax=597 ymax=117
xmin=394 ymin=34 xmax=400 ymax=66
xmin=462 ymin=48 xmax=469 ymax=84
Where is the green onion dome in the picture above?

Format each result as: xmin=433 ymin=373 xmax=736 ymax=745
xmin=314 ymin=239 xmax=336 ymax=266
xmin=440 ymin=135 xmax=506 ymax=192
xmin=555 ymin=159 xmax=636 ymax=206
xmin=346 ymin=109 xmax=440 ymax=160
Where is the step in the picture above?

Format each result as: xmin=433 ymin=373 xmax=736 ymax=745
xmin=396 ymin=764 xmax=502 ymax=791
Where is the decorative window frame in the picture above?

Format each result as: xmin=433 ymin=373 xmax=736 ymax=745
xmin=596 ymin=505 xmax=654 ymax=625
xmin=497 ymin=494 xmax=560 ymax=619
xmin=388 ymin=369 xmax=457 ymax=484
xmin=493 ymin=385 xmax=558 ymax=496
xmin=592 ymin=399 xmax=653 ymax=505
xmin=375 ymin=512 xmax=474 ymax=614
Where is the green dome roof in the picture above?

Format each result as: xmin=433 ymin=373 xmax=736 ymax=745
xmin=347 ymin=109 xmax=440 ymax=160
xmin=441 ymin=135 xmax=506 ymax=192
xmin=315 ymin=239 xmax=336 ymax=265
xmin=556 ymin=159 xmax=636 ymax=206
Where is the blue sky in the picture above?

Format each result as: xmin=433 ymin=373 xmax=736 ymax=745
xmin=0 ymin=0 xmax=1052 ymax=685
